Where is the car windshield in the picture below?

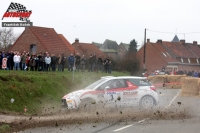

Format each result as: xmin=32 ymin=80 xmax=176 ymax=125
xmin=84 ymin=78 xmax=107 ymax=90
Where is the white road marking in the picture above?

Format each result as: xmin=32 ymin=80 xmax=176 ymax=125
xmin=164 ymin=89 xmax=181 ymax=109
xmin=138 ymin=118 xmax=149 ymax=123
xmin=113 ymin=118 xmax=149 ymax=132
xmin=113 ymin=124 xmax=133 ymax=132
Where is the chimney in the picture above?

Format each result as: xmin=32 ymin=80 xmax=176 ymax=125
xmin=180 ymin=39 xmax=185 ymax=44
xmin=75 ymin=38 xmax=79 ymax=43
xmin=193 ymin=41 xmax=197 ymax=45
xmin=147 ymin=38 xmax=150 ymax=43
xmin=157 ymin=39 xmax=162 ymax=44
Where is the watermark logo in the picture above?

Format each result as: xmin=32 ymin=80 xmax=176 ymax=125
xmin=2 ymin=2 xmax=33 ymax=27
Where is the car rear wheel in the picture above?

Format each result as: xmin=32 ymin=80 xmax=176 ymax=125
xmin=139 ymin=96 xmax=155 ymax=109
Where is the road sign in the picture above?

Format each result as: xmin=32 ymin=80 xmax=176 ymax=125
xmin=2 ymin=58 xmax=7 ymax=69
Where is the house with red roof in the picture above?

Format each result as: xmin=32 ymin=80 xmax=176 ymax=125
xmin=137 ymin=36 xmax=200 ymax=73
xmin=9 ymin=26 xmax=75 ymax=56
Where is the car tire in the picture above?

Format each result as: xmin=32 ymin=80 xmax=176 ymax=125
xmin=139 ymin=95 xmax=155 ymax=109
xmin=78 ymin=98 xmax=96 ymax=112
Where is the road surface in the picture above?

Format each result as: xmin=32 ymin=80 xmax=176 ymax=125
xmin=2 ymin=88 xmax=200 ymax=133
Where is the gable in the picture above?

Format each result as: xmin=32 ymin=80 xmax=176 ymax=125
xmin=29 ymin=26 xmax=71 ymax=55
xmin=100 ymin=39 xmax=118 ymax=51
xmin=9 ymin=27 xmax=46 ymax=53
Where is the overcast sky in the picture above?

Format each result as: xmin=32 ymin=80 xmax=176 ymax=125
xmin=1 ymin=0 xmax=200 ymax=47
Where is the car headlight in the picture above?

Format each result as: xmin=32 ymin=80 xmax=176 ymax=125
xmin=67 ymin=99 xmax=73 ymax=103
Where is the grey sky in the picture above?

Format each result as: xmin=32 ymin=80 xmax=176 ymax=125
xmin=1 ymin=0 xmax=200 ymax=47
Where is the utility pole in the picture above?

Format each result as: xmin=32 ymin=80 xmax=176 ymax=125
xmin=143 ymin=28 xmax=146 ymax=69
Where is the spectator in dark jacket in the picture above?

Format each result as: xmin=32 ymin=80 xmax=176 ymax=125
xmin=187 ymin=70 xmax=193 ymax=77
xmin=96 ymin=55 xmax=103 ymax=73
xmin=92 ymin=53 xmax=96 ymax=72
xmin=57 ymin=54 xmax=62 ymax=71
xmin=103 ymin=57 xmax=110 ymax=73
xmin=61 ymin=54 xmax=66 ymax=71
xmin=80 ymin=55 xmax=86 ymax=72
xmin=68 ymin=53 xmax=74 ymax=72
xmin=88 ymin=54 xmax=93 ymax=72
xmin=193 ymin=70 xmax=199 ymax=77
xmin=75 ymin=53 xmax=81 ymax=72
xmin=51 ymin=54 xmax=57 ymax=72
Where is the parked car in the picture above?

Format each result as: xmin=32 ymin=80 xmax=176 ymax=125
xmin=61 ymin=76 xmax=159 ymax=110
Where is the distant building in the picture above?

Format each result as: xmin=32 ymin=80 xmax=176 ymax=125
xmin=100 ymin=39 xmax=118 ymax=60
xmin=136 ymin=36 xmax=200 ymax=73
xmin=10 ymin=26 xmax=75 ymax=56
xmin=117 ymin=42 xmax=129 ymax=59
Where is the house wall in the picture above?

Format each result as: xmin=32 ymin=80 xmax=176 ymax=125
xmin=136 ymin=43 xmax=168 ymax=74
xmin=10 ymin=28 xmax=46 ymax=54
xmin=177 ymin=65 xmax=200 ymax=71
xmin=117 ymin=44 xmax=127 ymax=59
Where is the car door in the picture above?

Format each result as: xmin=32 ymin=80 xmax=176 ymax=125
xmin=121 ymin=79 xmax=140 ymax=106
xmin=103 ymin=79 xmax=128 ymax=107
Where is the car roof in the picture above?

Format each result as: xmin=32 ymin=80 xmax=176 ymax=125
xmin=101 ymin=76 xmax=147 ymax=80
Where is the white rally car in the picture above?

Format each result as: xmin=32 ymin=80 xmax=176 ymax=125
xmin=61 ymin=76 xmax=159 ymax=109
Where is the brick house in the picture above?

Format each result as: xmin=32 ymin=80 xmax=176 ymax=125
xmin=72 ymin=38 xmax=107 ymax=59
xmin=9 ymin=26 xmax=75 ymax=56
xmin=136 ymin=37 xmax=200 ymax=74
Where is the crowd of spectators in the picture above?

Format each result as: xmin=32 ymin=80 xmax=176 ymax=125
xmin=150 ymin=66 xmax=200 ymax=78
xmin=0 ymin=50 xmax=113 ymax=74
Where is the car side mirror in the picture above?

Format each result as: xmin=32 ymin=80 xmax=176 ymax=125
xmin=105 ymin=86 xmax=110 ymax=91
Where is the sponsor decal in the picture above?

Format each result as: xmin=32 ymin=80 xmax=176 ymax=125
xmin=107 ymin=92 xmax=116 ymax=95
xmin=123 ymin=91 xmax=138 ymax=97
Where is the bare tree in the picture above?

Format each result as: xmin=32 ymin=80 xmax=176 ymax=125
xmin=0 ymin=28 xmax=19 ymax=51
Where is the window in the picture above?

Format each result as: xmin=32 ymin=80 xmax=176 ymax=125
xmin=162 ymin=52 xmax=167 ymax=57
xmin=188 ymin=58 xmax=190 ymax=63
xmin=166 ymin=52 xmax=171 ymax=57
xmin=30 ymin=44 xmax=36 ymax=53
xmin=181 ymin=58 xmax=183 ymax=63
xmin=128 ymin=78 xmax=152 ymax=86
xmin=85 ymin=78 xmax=107 ymax=90
xmin=96 ymin=79 xmax=126 ymax=90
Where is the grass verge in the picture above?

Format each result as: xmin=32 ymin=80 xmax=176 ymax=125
xmin=0 ymin=124 xmax=10 ymax=133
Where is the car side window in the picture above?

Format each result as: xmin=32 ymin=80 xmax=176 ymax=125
xmin=109 ymin=79 xmax=126 ymax=89
xmin=96 ymin=79 xmax=127 ymax=90
xmin=128 ymin=78 xmax=151 ymax=86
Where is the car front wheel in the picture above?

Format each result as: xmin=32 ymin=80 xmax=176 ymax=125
xmin=78 ymin=98 xmax=96 ymax=112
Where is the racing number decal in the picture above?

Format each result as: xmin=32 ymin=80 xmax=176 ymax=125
xmin=107 ymin=92 xmax=116 ymax=101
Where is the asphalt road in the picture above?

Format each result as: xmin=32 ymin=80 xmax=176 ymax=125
xmin=16 ymin=88 xmax=200 ymax=133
